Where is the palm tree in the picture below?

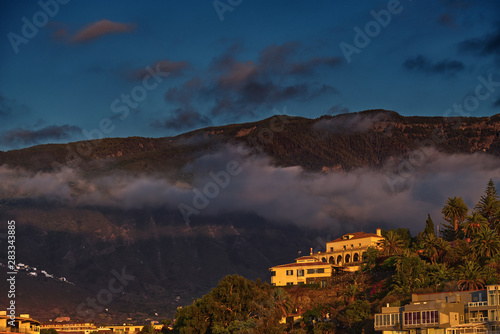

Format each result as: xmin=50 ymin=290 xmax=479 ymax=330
xmin=342 ymin=283 xmax=358 ymax=303
xmin=272 ymin=288 xmax=293 ymax=319
xmin=420 ymin=234 xmax=449 ymax=263
xmin=381 ymin=230 xmax=405 ymax=256
xmin=472 ymin=227 xmax=500 ymax=259
xmin=456 ymin=261 xmax=487 ymax=291
xmin=428 ymin=263 xmax=451 ymax=292
xmin=442 ymin=196 xmax=468 ymax=237
xmin=463 ymin=212 xmax=488 ymax=239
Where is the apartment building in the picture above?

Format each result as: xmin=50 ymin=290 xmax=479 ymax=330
xmin=374 ymin=285 xmax=500 ymax=333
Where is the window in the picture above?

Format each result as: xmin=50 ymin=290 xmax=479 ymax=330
xmin=404 ymin=311 xmax=437 ymax=326
xmin=321 ymin=281 xmax=327 ymax=287
xmin=286 ymin=282 xmax=294 ymax=286
xmin=298 ymin=282 xmax=304 ymax=285
xmin=489 ymin=290 xmax=498 ymax=306
xmin=330 ymin=247 xmax=333 ymax=252
xmin=358 ymin=243 xmax=361 ymax=246
xmin=375 ymin=313 xmax=399 ymax=327
xmin=297 ymin=269 xmax=304 ymax=277
xmin=343 ymin=245 xmax=346 ymax=250
xmin=307 ymin=269 xmax=315 ymax=274
xmin=286 ymin=270 xmax=293 ymax=276
xmin=271 ymin=271 xmax=276 ymax=276
xmin=317 ymin=268 xmax=325 ymax=273
xmin=351 ymin=244 xmax=354 ymax=248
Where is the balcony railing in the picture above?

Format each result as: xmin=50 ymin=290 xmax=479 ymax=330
xmin=468 ymin=301 xmax=488 ymax=307
xmin=468 ymin=316 xmax=488 ymax=323
xmin=0 ymin=327 xmax=39 ymax=334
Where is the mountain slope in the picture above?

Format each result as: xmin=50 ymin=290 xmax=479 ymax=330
xmin=1 ymin=110 xmax=499 ymax=321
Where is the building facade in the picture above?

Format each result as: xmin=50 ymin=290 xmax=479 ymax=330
xmin=375 ymin=285 xmax=500 ymax=333
xmin=270 ymin=256 xmax=333 ymax=286
xmin=0 ymin=312 xmax=40 ymax=334
xmin=269 ymin=229 xmax=384 ymax=286
xmin=319 ymin=229 xmax=384 ymax=272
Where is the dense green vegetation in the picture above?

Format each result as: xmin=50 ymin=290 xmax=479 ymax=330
xmin=172 ymin=179 xmax=500 ymax=333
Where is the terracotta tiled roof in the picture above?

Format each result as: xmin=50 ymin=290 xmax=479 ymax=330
xmin=270 ymin=261 xmax=330 ymax=269
xmin=330 ymin=232 xmax=382 ymax=242
xmin=295 ymin=256 xmax=317 ymax=261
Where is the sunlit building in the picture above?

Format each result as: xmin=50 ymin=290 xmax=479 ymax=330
xmin=269 ymin=229 xmax=384 ymax=286
xmin=0 ymin=312 xmax=40 ymax=334
xmin=374 ymin=285 xmax=500 ymax=333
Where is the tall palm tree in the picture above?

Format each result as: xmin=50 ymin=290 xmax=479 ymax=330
xmin=472 ymin=227 xmax=500 ymax=259
xmin=272 ymin=288 xmax=293 ymax=319
xmin=428 ymin=263 xmax=451 ymax=292
xmin=420 ymin=234 xmax=449 ymax=263
xmin=463 ymin=212 xmax=488 ymax=239
xmin=442 ymin=197 xmax=468 ymax=236
xmin=456 ymin=261 xmax=487 ymax=291
xmin=342 ymin=283 xmax=358 ymax=303
xmin=381 ymin=230 xmax=405 ymax=256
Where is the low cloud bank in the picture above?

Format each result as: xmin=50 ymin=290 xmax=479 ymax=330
xmin=1 ymin=145 xmax=499 ymax=234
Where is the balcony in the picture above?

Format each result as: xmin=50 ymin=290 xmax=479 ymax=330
xmin=0 ymin=327 xmax=39 ymax=334
xmin=469 ymin=316 xmax=488 ymax=323
xmin=468 ymin=301 xmax=488 ymax=307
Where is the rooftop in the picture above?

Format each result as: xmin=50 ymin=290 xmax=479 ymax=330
xmin=330 ymin=232 xmax=382 ymax=242
xmin=270 ymin=261 xmax=331 ymax=269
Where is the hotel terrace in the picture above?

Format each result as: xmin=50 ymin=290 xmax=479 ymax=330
xmin=375 ymin=285 xmax=500 ymax=333
xmin=269 ymin=228 xmax=384 ymax=286
xmin=0 ymin=312 xmax=40 ymax=334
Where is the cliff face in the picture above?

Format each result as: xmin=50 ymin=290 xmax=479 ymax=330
xmin=0 ymin=110 xmax=499 ymax=321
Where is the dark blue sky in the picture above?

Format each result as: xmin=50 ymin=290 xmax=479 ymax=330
xmin=0 ymin=0 xmax=499 ymax=150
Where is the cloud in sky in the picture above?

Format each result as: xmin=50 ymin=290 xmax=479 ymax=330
xmin=1 ymin=145 xmax=499 ymax=234
xmin=71 ymin=19 xmax=136 ymax=43
xmin=403 ymin=55 xmax=465 ymax=75
xmin=459 ymin=24 xmax=500 ymax=57
xmin=131 ymin=59 xmax=190 ymax=81
xmin=0 ymin=94 xmax=29 ymax=119
xmin=155 ymin=42 xmax=342 ymax=131
xmin=151 ymin=106 xmax=212 ymax=131
xmin=1 ymin=125 xmax=82 ymax=147
xmin=438 ymin=13 xmax=457 ymax=28
xmin=494 ymin=97 xmax=500 ymax=108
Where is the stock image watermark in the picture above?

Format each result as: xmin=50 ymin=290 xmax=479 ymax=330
xmin=340 ymin=0 xmax=409 ymax=64
xmin=8 ymin=0 xmax=71 ymax=54
xmin=7 ymin=220 xmax=17 ymax=326
xmin=178 ymin=107 xmax=290 ymax=226
xmin=213 ymin=0 xmax=242 ymax=22
xmin=385 ymin=72 xmax=500 ymax=192
xmin=51 ymin=64 xmax=170 ymax=175
xmin=76 ymin=266 xmax=135 ymax=321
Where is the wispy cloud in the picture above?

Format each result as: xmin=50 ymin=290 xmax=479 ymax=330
xmin=130 ymin=59 xmax=189 ymax=81
xmin=71 ymin=19 xmax=136 ymax=43
xmin=155 ymin=42 xmax=342 ymax=130
xmin=459 ymin=24 xmax=500 ymax=58
xmin=1 ymin=125 xmax=82 ymax=148
xmin=403 ymin=55 xmax=465 ymax=75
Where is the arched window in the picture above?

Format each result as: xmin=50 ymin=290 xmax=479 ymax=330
xmin=345 ymin=254 xmax=351 ymax=263
xmin=337 ymin=255 xmax=343 ymax=264
xmin=353 ymin=253 xmax=359 ymax=262
xmin=322 ymin=257 xmax=327 ymax=263
xmin=329 ymin=256 xmax=334 ymax=264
